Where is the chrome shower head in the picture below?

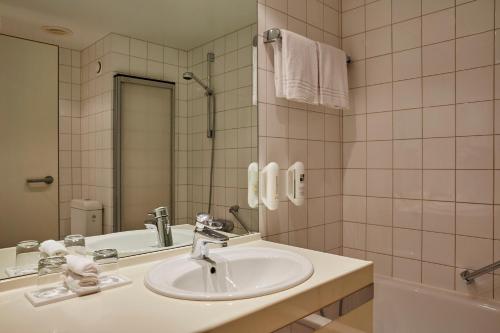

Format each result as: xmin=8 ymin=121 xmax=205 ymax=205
xmin=182 ymin=71 xmax=212 ymax=94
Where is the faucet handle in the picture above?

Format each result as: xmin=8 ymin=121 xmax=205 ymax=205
xmin=195 ymin=212 xmax=223 ymax=230
xmin=196 ymin=212 xmax=211 ymax=224
xmin=153 ymin=207 xmax=169 ymax=218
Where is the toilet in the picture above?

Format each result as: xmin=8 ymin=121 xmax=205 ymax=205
xmin=70 ymin=199 xmax=103 ymax=236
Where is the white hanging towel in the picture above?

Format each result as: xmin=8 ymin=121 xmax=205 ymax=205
xmin=317 ymin=42 xmax=350 ymax=109
xmin=272 ymin=29 xmax=319 ymax=104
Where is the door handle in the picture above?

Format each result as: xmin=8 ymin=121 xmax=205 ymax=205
xmin=26 ymin=176 xmax=54 ymax=185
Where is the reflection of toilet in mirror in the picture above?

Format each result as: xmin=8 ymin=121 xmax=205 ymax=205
xmin=70 ymin=199 xmax=103 ymax=237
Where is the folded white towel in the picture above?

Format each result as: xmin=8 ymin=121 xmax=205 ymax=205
xmin=64 ymin=271 xmax=100 ymax=296
xmin=317 ymin=42 xmax=350 ymax=109
xmin=39 ymin=240 xmax=68 ymax=257
xmin=273 ymin=29 xmax=319 ymax=105
xmin=65 ymin=254 xmax=99 ymax=277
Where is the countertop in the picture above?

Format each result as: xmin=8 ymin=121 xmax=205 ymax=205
xmin=0 ymin=237 xmax=373 ymax=333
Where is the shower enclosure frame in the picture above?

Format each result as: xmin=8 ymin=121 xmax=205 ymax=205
xmin=113 ymin=74 xmax=176 ymax=232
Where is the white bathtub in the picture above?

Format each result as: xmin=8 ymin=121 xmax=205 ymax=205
xmin=374 ymin=275 xmax=500 ymax=333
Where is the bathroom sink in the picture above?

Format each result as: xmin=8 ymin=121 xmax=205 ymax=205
xmin=85 ymin=227 xmax=193 ymax=256
xmin=144 ymin=246 xmax=314 ymax=300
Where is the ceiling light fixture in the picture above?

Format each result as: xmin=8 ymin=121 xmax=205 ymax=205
xmin=41 ymin=25 xmax=73 ymax=36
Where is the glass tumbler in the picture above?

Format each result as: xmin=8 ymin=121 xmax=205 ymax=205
xmin=64 ymin=234 xmax=86 ymax=255
xmin=15 ymin=240 xmax=40 ymax=267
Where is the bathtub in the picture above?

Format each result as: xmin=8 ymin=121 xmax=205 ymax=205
xmin=374 ymin=275 xmax=500 ymax=333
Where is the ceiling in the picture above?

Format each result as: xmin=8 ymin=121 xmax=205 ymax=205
xmin=0 ymin=0 xmax=256 ymax=50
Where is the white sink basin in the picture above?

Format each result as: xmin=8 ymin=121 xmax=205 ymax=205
xmin=144 ymin=246 xmax=314 ymax=300
xmin=85 ymin=227 xmax=193 ymax=256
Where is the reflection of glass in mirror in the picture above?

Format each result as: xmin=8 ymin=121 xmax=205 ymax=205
xmin=64 ymin=234 xmax=86 ymax=255
xmin=15 ymin=240 xmax=40 ymax=267
xmin=93 ymin=248 xmax=119 ymax=272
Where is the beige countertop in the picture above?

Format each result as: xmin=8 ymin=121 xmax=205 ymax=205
xmin=0 ymin=236 xmax=373 ymax=333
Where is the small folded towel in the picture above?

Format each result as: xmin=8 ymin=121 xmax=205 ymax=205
xmin=39 ymin=240 xmax=68 ymax=257
xmin=64 ymin=271 xmax=100 ymax=296
xmin=273 ymin=29 xmax=319 ymax=105
xmin=65 ymin=254 xmax=99 ymax=277
xmin=317 ymin=42 xmax=350 ymax=109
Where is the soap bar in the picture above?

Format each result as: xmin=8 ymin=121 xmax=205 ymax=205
xmin=25 ymin=274 xmax=132 ymax=307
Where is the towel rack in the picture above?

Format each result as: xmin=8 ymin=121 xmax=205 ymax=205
xmin=263 ymin=28 xmax=352 ymax=64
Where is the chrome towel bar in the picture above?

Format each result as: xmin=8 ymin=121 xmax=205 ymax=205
xmin=460 ymin=260 xmax=500 ymax=284
xmin=263 ymin=28 xmax=352 ymax=64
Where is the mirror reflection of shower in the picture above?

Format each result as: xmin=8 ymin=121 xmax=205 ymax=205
xmin=183 ymin=52 xmax=216 ymax=214
xmin=182 ymin=52 xmax=215 ymax=138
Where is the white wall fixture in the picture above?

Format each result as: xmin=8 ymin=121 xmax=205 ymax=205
xmin=247 ymin=162 xmax=259 ymax=209
xmin=259 ymin=162 xmax=279 ymax=211
xmin=286 ymin=161 xmax=305 ymax=206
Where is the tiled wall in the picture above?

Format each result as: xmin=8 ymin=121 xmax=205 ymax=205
xmin=79 ymin=33 xmax=188 ymax=233
xmin=341 ymin=0 xmax=500 ymax=300
xmin=185 ymin=24 xmax=259 ymax=232
xmin=257 ymin=0 xmax=343 ymax=253
xmin=58 ymin=48 xmax=81 ymax=236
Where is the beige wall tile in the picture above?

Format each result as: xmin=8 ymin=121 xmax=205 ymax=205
xmin=456 ymin=235 xmax=493 ymax=270
xmin=456 ymin=66 xmax=494 ymax=104
xmin=394 ymin=228 xmax=422 ymax=260
xmin=456 ymin=203 xmax=493 ymax=238
xmin=456 ymin=136 xmax=493 ymax=169
xmin=456 ymin=101 xmax=494 ymax=136
xmin=366 ymin=26 xmax=392 ymax=58
xmin=367 ymin=197 xmax=392 ymax=226
xmin=456 ymin=31 xmax=494 ymax=70
xmin=367 ymin=141 xmax=392 ymax=168
xmin=393 ymin=257 xmax=422 ymax=283
xmin=423 ymin=138 xmax=455 ymax=169
xmin=394 ymin=170 xmax=422 ymax=199
xmin=392 ymin=0 xmax=421 ymax=23
xmin=422 ymin=105 xmax=455 ymax=138
xmin=367 ymin=169 xmax=393 ymax=197
xmin=422 ymin=40 xmax=455 ymax=76
xmin=422 ymin=8 xmax=455 ymax=45
xmin=393 ymin=18 xmax=422 ymax=52
xmin=393 ymin=199 xmax=422 ymax=229
xmin=456 ymin=0 xmax=494 ymax=37
xmin=366 ymin=54 xmax=393 ymax=85
xmin=367 ymin=83 xmax=392 ymax=113
xmin=393 ymin=139 xmax=422 ymax=169
xmin=422 ymin=262 xmax=455 ymax=291
xmin=393 ymin=48 xmax=422 ymax=81
xmin=367 ymin=224 xmax=393 ymax=254
xmin=422 ymin=200 xmax=455 ymax=233
xmin=366 ymin=0 xmax=391 ymax=30
xmin=367 ymin=111 xmax=392 ymax=140
xmin=422 ymin=0 xmax=454 ymax=15
xmin=393 ymin=78 xmax=422 ymax=110
xmin=422 ymin=231 xmax=455 ymax=266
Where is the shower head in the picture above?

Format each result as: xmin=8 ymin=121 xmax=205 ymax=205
xmin=182 ymin=71 xmax=212 ymax=94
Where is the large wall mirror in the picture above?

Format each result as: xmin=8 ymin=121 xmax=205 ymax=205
xmin=0 ymin=0 xmax=258 ymax=280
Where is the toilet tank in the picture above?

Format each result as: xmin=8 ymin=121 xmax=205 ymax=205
xmin=70 ymin=199 xmax=103 ymax=236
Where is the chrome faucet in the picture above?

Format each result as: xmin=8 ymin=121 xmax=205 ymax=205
xmin=148 ymin=207 xmax=173 ymax=247
xmin=191 ymin=212 xmax=229 ymax=260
